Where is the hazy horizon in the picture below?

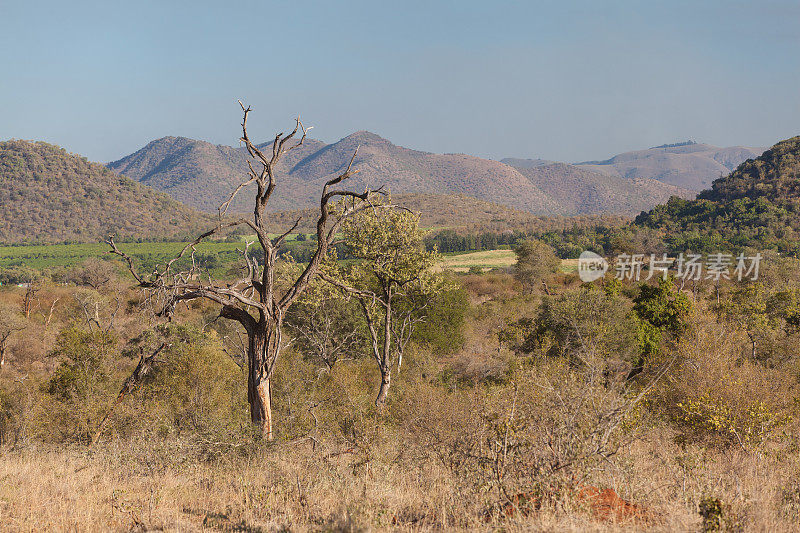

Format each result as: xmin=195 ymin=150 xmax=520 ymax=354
xmin=2 ymin=0 xmax=798 ymax=164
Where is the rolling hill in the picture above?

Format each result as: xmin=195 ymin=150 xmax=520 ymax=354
xmin=108 ymin=133 xmax=694 ymax=217
xmin=0 ymin=140 xmax=209 ymax=243
xmin=108 ymin=135 xmax=326 ymax=213
xmin=503 ymin=161 xmax=691 ymax=215
xmin=574 ymin=141 xmax=765 ymax=190
xmin=110 ymin=133 xmax=563 ymax=215
xmin=635 ymin=136 xmax=800 ymax=253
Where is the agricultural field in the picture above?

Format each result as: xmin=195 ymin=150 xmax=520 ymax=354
xmin=0 ymin=235 xmax=321 ymax=282
xmin=0 ymin=241 xmax=243 ymax=271
xmin=437 ymin=249 xmax=517 ymax=272
xmin=436 ymin=249 xmax=579 ymax=274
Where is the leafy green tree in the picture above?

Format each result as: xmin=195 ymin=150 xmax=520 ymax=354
xmin=628 ymin=277 xmax=692 ymax=378
xmin=513 ymin=238 xmax=560 ymax=292
xmin=722 ymin=282 xmax=800 ymax=364
xmin=409 ymin=282 xmax=469 ymax=355
xmin=323 ymin=203 xmax=446 ymax=405
xmin=633 ymin=278 xmax=692 ymax=335
xmin=531 ymin=287 xmax=638 ymax=365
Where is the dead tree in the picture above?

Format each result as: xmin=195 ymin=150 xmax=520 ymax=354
xmin=21 ymin=283 xmax=39 ymax=319
xmin=109 ymin=102 xmax=378 ymax=439
xmin=41 ymin=297 xmax=60 ymax=329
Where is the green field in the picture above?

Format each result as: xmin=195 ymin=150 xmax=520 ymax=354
xmin=0 ymin=241 xmax=247 ymax=271
xmin=0 ymin=231 xmax=326 ymax=271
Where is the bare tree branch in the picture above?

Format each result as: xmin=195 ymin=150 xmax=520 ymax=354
xmin=107 ymin=102 xmax=379 ymax=440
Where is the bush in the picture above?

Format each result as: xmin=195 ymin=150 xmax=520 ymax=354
xmin=651 ymin=321 xmax=797 ymax=448
xmin=411 ymin=284 xmax=469 ymax=355
xmin=513 ymin=238 xmax=560 ymax=291
xmin=41 ymin=328 xmax=117 ymax=442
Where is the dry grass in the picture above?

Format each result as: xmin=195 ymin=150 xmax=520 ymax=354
xmin=1 ymin=431 xmax=798 ymax=532
xmin=2 ymin=268 xmax=800 ymax=532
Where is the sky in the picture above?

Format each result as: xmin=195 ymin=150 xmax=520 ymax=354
xmin=1 ymin=0 xmax=798 ymax=163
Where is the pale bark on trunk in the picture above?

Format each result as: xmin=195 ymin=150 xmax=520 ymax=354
xmin=248 ymin=374 xmax=273 ymax=440
xmin=747 ymin=331 xmax=757 ymax=360
xmin=360 ymin=288 xmax=396 ymax=407
xmin=246 ymin=327 xmax=276 ymax=440
xmin=375 ymin=294 xmax=393 ymax=406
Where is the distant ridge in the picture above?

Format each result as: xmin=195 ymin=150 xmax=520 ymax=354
xmin=506 ymin=161 xmax=692 ymax=215
xmin=574 ymin=142 xmax=765 ymax=190
xmin=650 ymin=141 xmax=697 ymax=149
xmin=109 ymin=133 xmax=694 ymax=217
xmin=499 ymin=157 xmax=557 ymax=168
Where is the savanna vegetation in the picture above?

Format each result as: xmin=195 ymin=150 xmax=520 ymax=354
xmin=635 ymin=136 xmax=800 ymax=255
xmin=2 ymin=228 xmax=799 ymax=531
xmin=1 ymin=120 xmax=799 ymax=531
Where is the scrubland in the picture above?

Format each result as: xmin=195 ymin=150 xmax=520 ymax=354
xmin=1 ymin=260 xmax=799 ymax=532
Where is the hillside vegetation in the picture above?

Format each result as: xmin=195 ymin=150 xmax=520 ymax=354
xmin=0 ymin=140 xmax=208 ymax=244
xmin=636 ymin=136 xmax=800 ymax=254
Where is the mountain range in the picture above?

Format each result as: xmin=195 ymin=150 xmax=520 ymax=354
xmin=108 ymin=133 xmax=751 ymax=217
xmin=0 ymin=133 xmax=770 ymax=244
xmin=0 ymin=140 xmax=617 ymax=244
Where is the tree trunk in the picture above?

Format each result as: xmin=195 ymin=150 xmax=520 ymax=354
xmin=248 ymin=374 xmax=273 ymax=440
xmin=375 ymin=293 xmax=392 ymax=406
xmin=247 ymin=331 xmax=274 ymax=440
xmin=375 ymin=368 xmax=391 ymax=406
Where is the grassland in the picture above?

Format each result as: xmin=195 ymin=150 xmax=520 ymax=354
xmin=437 ymin=249 xmax=517 ymax=272
xmin=437 ymin=249 xmax=580 ymax=273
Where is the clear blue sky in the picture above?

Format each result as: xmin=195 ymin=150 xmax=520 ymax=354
xmin=1 ymin=0 xmax=798 ymax=163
